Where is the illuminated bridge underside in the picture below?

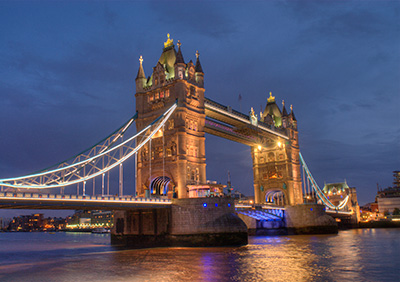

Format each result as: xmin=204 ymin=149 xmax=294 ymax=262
xmin=204 ymin=97 xmax=289 ymax=146
xmin=0 ymin=192 xmax=171 ymax=210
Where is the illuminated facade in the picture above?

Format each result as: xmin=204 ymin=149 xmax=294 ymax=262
xmin=252 ymin=93 xmax=303 ymax=205
xmin=135 ymin=35 xmax=206 ymax=199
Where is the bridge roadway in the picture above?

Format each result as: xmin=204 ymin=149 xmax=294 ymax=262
xmin=0 ymin=191 xmax=353 ymax=222
xmin=0 ymin=192 xmax=171 ymax=210
xmin=0 ymin=192 xmax=286 ymax=218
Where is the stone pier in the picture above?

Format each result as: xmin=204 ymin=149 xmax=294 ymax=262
xmin=111 ymin=197 xmax=248 ymax=248
xmin=285 ymin=203 xmax=338 ymax=234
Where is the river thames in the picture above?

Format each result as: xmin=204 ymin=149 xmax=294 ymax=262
xmin=0 ymin=229 xmax=399 ymax=282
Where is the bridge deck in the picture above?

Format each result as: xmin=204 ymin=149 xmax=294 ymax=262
xmin=0 ymin=192 xmax=171 ymax=210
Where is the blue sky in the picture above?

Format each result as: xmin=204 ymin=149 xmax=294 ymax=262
xmin=0 ymin=0 xmax=399 ymax=217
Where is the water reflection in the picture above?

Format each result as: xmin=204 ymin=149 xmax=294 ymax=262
xmin=1 ymin=230 xmax=400 ymax=281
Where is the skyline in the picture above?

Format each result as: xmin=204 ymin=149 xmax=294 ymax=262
xmin=0 ymin=1 xmax=399 ymax=216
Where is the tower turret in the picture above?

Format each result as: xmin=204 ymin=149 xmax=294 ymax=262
xmin=135 ymin=55 xmax=146 ymax=93
xmin=174 ymin=40 xmax=186 ymax=80
xmin=281 ymin=100 xmax=288 ymax=128
xmin=195 ymin=50 xmax=204 ymax=87
xmin=262 ymin=92 xmax=282 ymax=127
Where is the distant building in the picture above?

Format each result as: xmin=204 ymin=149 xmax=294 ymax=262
xmin=8 ymin=213 xmax=44 ymax=231
xmin=321 ymin=181 xmax=360 ymax=223
xmin=66 ymin=210 xmax=113 ymax=229
xmin=377 ymin=171 xmax=400 ymax=213
xmin=91 ymin=210 xmax=113 ymax=227
xmin=0 ymin=217 xmax=12 ymax=230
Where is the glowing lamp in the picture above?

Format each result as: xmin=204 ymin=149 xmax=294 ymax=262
xmin=258 ymin=145 xmax=262 ymax=151
xmin=215 ymin=203 xmax=218 ymax=207
xmin=277 ymin=141 xmax=282 ymax=148
xmin=203 ymin=203 xmax=207 ymax=207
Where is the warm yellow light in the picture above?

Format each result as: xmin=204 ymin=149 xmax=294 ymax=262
xmin=250 ymin=200 xmax=253 ymax=204
xmin=258 ymin=145 xmax=262 ymax=151
xmin=277 ymin=141 xmax=282 ymax=148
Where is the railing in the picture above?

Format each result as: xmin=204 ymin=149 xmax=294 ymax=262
xmin=0 ymin=192 xmax=172 ymax=204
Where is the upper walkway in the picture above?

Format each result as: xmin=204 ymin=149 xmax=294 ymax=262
xmin=204 ymin=98 xmax=289 ymax=146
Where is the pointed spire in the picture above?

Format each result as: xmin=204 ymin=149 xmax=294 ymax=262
xmin=282 ymin=100 xmax=288 ymax=116
xmin=164 ymin=33 xmax=173 ymax=49
xmin=175 ymin=40 xmax=185 ymax=64
xmin=267 ymin=92 xmax=275 ymax=103
xmin=136 ymin=55 xmax=146 ymax=80
xmin=290 ymin=104 xmax=297 ymax=121
xmin=195 ymin=50 xmax=203 ymax=73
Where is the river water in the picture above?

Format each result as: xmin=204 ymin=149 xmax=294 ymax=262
xmin=0 ymin=229 xmax=399 ymax=282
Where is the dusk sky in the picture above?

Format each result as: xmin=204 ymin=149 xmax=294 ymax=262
xmin=0 ymin=1 xmax=399 ymax=217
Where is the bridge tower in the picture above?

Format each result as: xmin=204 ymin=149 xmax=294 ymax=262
xmin=135 ymin=35 xmax=206 ymax=199
xmin=252 ymin=93 xmax=303 ymax=205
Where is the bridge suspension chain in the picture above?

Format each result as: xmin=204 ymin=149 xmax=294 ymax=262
xmin=299 ymin=152 xmax=349 ymax=210
xmin=0 ymin=102 xmax=178 ymax=190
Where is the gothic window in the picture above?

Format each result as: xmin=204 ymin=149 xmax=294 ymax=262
xmin=160 ymin=91 xmax=164 ymax=98
xmin=185 ymin=119 xmax=189 ymax=128
xmin=194 ymin=122 xmax=198 ymax=131
xmin=186 ymin=145 xmax=190 ymax=155
xmin=187 ymin=166 xmax=191 ymax=180
xmin=149 ymin=94 xmax=154 ymax=102
xmin=191 ymin=170 xmax=195 ymax=181
xmin=190 ymin=86 xmax=196 ymax=97
xmin=279 ymin=154 xmax=284 ymax=160
xmin=155 ymin=92 xmax=159 ymax=100
xmin=155 ymin=77 xmax=158 ymax=85
xmin=189 ymin=120 xmax=193 ymax=130
xmin=151 ymin=150 xmax=154 ymax=160
xmin=165 ymin=89 xmax=170 ymax=98
xmin=168 ymin=119 xmax=174 ymax=130
xmin=196 ymin=168 xmax=199 ymax=182
xmin=260 ymin=157 xmax=265 ymax=163
xmin=166 ymin=148 xmax=172 ymax=157
xmin=268 ymin=152 xmax=275 ymax=162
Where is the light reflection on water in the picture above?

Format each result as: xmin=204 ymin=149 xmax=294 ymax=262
xmin=0 ymin=229 xmax=399 ymax=282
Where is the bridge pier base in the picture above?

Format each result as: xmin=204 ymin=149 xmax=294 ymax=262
xmin=111 ymin=198 xmax=248 ymax=248
xmin=284 ymin=204 xmax=338 ymax=235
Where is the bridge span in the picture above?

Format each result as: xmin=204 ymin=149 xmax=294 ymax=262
xmin=0 ymin=192 xmax=170 ymax=210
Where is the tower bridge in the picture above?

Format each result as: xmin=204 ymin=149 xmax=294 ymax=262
xmin=0 ymin=35 xmax=359 ymax=246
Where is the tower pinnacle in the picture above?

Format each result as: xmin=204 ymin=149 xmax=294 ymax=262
xmin=267 ymin=92 xmax=275 ymax=103
xmin=195 ymin=50 xmax=203 ymax=73
xmin=164 ymin=33 xmax=174 ymax=49
xmin=136 ymin=55 xmax=146 ymax=80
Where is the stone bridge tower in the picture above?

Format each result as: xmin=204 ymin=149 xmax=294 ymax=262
xmin=252 ymin=93 xmax=303 ymax=206
xmin=135 ymin=35 xmax=206 ymax=199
